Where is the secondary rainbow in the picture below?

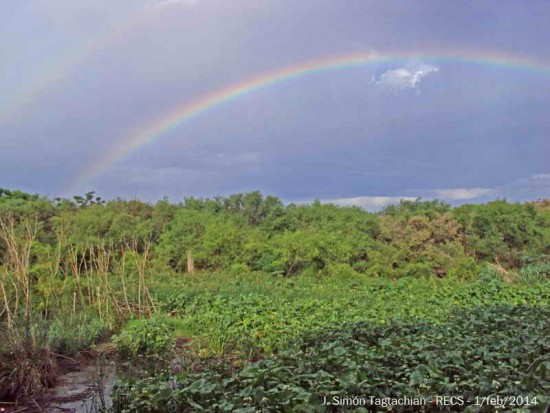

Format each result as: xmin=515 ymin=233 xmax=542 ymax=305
xmin=0 ymin=8 xmax=155 ymax=124
xmin=70 ymin=50 xmax=550 ymax=191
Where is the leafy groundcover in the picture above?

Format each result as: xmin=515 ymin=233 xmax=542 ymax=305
xmin=111 ymin=305 xmax=549 ymax=412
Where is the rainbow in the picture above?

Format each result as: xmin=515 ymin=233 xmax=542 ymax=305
xmin=69 ymin=50 xmax=550 ymax=192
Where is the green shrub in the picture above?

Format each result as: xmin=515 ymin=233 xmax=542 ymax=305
xmin=477 ymin=262 xmax=502 ymax=282
xmin=453 ymin=200 xmax=548 ymax=267
xmin=113 ymin=316 xmax=174 ymax=357
xmin=519 ymin=262 xmax=550 ymax=283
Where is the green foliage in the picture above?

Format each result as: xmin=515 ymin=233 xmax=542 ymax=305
xmin=157 ymin=276 xmax=549 ymax=356
xmin=72 ymin=191 xmax=105 ymax=207
xmin=381 ymin=197 xmax=451 ymax=219
xmin=518 ymin=262 xmax=550 ymax=283
xmin=52 ymin=199 xmax=156 ymax=248
xmin=453 ymin=200 xmax=548 ymax=266
xmin=113 ymin=316 xmax=175 ymax=357
xmin=2 ymin=188 xmax=549 ymax=280
xmin=157 ymin=209 xmax=250 ymax=271
xmin=111 ymin=305 xmax=550 ymax=413
xmin=377 ymin=213 xmax=478 ymax=279
xmin=47 ymin=315 xmax=109 ymax=354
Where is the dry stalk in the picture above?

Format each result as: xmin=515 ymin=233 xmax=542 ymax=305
xmin=0 ymin=215 xmax=38 ymax=330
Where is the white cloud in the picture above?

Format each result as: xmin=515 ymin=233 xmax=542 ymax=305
xmin=431 ymin=176 xmax=549 ymax=203
xmin=322 ymin=196 xmax=417 ymax=211
xmin=315 ymin=178 xmax=547 ymax=212
xmin=322 ymin=188 xmax=499 ymax=210
xmin=373 ymin=63 xmax=439 ymax=90
xmin=434 ymin=187 xmax=499 ymax=201
xmin=144 ymin=0 xmax=199 ymax=10
xmin=502 ymin=173 xmax=550 ymax=200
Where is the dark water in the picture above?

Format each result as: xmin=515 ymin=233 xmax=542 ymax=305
xmin=46 ymin=363 xmax=116 ymax=413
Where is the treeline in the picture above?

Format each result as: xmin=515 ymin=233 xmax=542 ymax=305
xmin=1 ymin=188 xmax=549 ymax=280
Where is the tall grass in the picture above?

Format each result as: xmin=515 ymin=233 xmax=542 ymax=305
xmin=0 ymin=323 xmax=57 ymax=401
xmin=0 ymin=215 xmax=157 ymax=402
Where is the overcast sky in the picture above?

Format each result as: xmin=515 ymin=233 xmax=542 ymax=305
xmin=1 ymin=0 xmax=549 ymax=209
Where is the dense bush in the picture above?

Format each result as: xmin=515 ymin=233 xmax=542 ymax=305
xmin=453 ymin=200 xmax=549 ymax=266
xmin=377 ymin=213 xmax=478 ymax=278
xmin=2 ymin=188 xmax=549 ymax=279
